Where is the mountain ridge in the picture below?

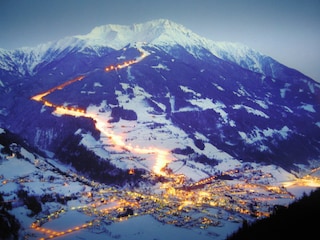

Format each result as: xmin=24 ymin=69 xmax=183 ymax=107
xmin=0 ymin=19 xmax=319 ymax=178
xmin=0 ymin=19 xmax=315 ymax=83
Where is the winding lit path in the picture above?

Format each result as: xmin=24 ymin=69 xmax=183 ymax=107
xmin=31 ymin=45 xmax=171 ymax=176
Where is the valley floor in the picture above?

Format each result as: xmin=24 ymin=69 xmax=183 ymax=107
xmin=1 ymin=142 xmax=319 ymax=240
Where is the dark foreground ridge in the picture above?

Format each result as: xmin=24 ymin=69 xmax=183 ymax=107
xmin=226 ymin=187 xmax=320 ymax=240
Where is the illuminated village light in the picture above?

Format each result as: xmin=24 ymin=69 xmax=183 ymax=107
xmin=282 ymin=175 xmax=320 ymax=188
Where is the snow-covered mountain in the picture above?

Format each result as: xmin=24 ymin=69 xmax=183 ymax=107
xmin=0 ymin=19 xmax=319 ymax=181
xmin=1 ymin=19 xmax=307 ymax=79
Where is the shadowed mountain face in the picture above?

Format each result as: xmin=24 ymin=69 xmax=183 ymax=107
xmin=0 ymin=19 xmax=319 ymax=174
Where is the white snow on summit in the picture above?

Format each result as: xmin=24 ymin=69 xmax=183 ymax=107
xmin=0 ymin=19 xmax=274 ymax=77
xmin=76 ymin=19 xmax=269 ymax=72
xmin=76 ymin=19 xmax=208 ymax=50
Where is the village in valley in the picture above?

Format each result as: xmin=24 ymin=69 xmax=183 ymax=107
xmin=1 ymin=136 xmax=319 ymax=240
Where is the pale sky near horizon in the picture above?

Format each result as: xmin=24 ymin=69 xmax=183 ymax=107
xmin=1 ymin=0 xmax=319 ymax=81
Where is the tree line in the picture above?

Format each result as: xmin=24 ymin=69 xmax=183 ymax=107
xmin=226 ymin=187 xmax=320 ymax=240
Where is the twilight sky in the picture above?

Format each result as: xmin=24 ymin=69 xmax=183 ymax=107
xmin=1 ymin=0 xmax=319 ymax=81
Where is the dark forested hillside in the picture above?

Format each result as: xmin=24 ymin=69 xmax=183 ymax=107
xmin=226 ymin=188 xmax=320 ymax=240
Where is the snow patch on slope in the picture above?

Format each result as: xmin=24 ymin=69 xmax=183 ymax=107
xmin=239 ymin=126 xmax=292 ymax=146
xmin=233 ymin=104 xmax=269 ymax=118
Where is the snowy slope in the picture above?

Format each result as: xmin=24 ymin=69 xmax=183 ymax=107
xmin=1 ymin=19 xmax=312 ymax=81
xmin=1 ymin=127 xmax=316 ymax=240
xmin=0 ymin=19 xmax=319 ymax=177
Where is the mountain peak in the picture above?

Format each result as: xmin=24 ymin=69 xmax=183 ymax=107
xmin=76 ymin=19 xmax=201 ymax=49
xmin=1 ymin=19 xmax=262 ymax=76
xmin=1 ymin=19 xmax=314 ymax=82
xmin=87 ymin=18 xmax=185 ymax=36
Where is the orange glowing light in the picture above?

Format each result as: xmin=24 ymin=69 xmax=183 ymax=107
xmin=282 ymin=175 xmax=320 ymax=188
xmin=30 ymin=47 xmax=173 ymax=176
